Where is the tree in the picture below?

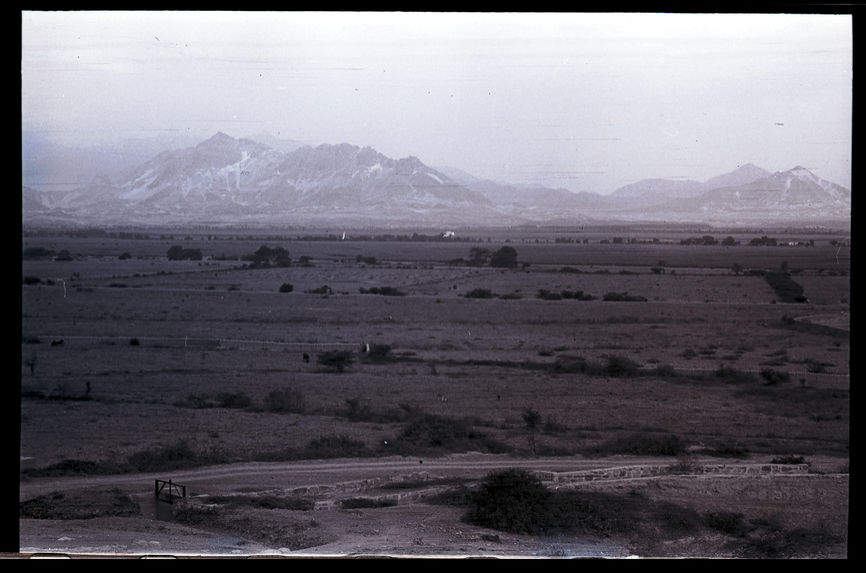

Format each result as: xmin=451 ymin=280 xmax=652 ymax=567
xmin=522 ymin=408 xmax=542 ymax=455
xmin=731 ymin=263 xmax=743 ymax=275
xmin=490 ymin=246 xmax=519 ymax=268
xmin=469 ymin=247 xmax=492 ymax=267
xmin=279 ymin=283 xmax=294 ymax=293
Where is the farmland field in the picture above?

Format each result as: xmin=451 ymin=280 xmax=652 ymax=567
xmin=17 ymin=226 xmax=850 ymax=558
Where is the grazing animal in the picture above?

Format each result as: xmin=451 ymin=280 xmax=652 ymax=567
xmin=50 ymin=339 xmax=63 ymax=347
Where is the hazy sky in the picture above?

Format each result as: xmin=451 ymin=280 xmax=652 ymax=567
xmin=21 ymin=11 xmax=853 ymax=194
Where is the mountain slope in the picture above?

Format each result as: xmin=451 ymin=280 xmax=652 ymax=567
xmin=641 ymin=166 xmax=851 ymax=223
xmin=23 ymin=133 xmax=503 ymax=227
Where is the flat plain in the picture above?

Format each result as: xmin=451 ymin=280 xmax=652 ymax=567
xmin=17 ymin=226 xmax=850 ymax=558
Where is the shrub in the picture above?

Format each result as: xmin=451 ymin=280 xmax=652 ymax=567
xmin=593 ymin=354 xmax=641 ymax=377
xmin=215 ymin=392 xmax=252 ymax=409
xmin=602 ymin=292 xmax=647 ymax=302
xmin=263 ymin=388 xmax=306 ymax=413
xmin=126 ymin=440 xmax=204 ymax=472
xmin=490 ymin=246 xmax=519 ymax=268
xmin=22 ymin=247 xmax=55 ymax=260
xmin=317 ymin=350 xmax=354 ymax=372
xmin=341 ymin=498 xmax=397 ymax=509
xmin=465 ymin=469 xmax=552 ymax=534
xmin=760 ymin=368 xmax=791 ymax=386
xmin=302 ymin=435 xmax=369 ymax=459
xmin=129 ymin=337 xmax=140 ymax=346
xmin=278 ymin=283 xmax=294 ymax=293
xmin=551 ymin=355 xmax=589 ymax=374
xmin=361 ymin=344 xmax=394 ymax=363
xmin=305 ymin=285 xmax=332 ymax=295
xmin=764 ymin=272 xmax=807 ymax=303
xmin=465 ymin=288 xmax=495 ymax=299
xmin=704 ymin=511 xmax=749 ymax=536
xmin=712 ymin=366 xmax=757 ymax=385
xmin=770 ymin=455 xmax=805 ymax=465
xmin=344 ymin=397 xmax=375 ymax=421
xmin=588 ymin=433 xmax=687 ymax=457
xmin=166 ymin=245 xmax=203 ymax=261
xmin=537 ymin=289 xmax=562 ymax=301
xmin=359 ymin=286 xmax=405 ymax=296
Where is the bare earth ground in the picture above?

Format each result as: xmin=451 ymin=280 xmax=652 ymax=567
xmin=15 ymin=453 xmax=850 ymax=558
xmin=17 ymin=230 xmax=850 ymax=559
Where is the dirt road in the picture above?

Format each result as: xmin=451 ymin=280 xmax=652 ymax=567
xmin=16 ymin=453 xmax=848 ymax=558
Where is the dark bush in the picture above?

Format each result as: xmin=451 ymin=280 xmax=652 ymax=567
xmin=465 ymin=288 xmax=495 ymax=299
xmin=166 ymin=245 xmax=203 ymax=261
xmin=465 ymin=469 xmax=552 ymax=534
xmin=126 ymin=441 xmax=202 ymax=472
xmin=215 ymin=392 xmax=252 ymax=409
xmin=711 ymin=366 xmax=757 ymax=385
xmin=551 ymin=355 xmax=589 ymax=374
xmin=341 ymin=498 xmax=397 ymax=509
xmin=359 ymin=286 xmax=405 ymax=296
xmin=278 ymin=283 xmax=294 ymax=293
xmin=704 ymin=511 xmax=749 ymax=536
xmin=317 ymin=350 xmax=354 ymax=372
xmin=592 ymin=355 xmax=641 ymax=377
xmin=305 ymin=285 xmax=332 ymax=295
xmin=22 ymin=247 xmax=55 ymax=260
xmin=361 ymin=344 xmax=394 ymax=363
xmin=537 ymin=289 xmax=562 ymax=301
xmin=760 ymin=368 xmax=791 ymax=385
xmin=602 ymin=292 xmax=647 ymax=302
xmin=770 ymin=455 xmax=805 ymax=464
xmin=263 ymin=388 xmax=306 ymax=413
xmin=588 ymin=433 xmax=687 ymax=457
xmin=302 ymin=435 xmax=369 ymax=459
xmin=490 ymin=246 xmax=519 ymax=268
xmin=764 ymin=272 xmax=807 ymax=303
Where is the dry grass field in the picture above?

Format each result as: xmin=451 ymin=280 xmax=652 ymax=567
xmin=17 ymin=226 xmax=850 ymax=558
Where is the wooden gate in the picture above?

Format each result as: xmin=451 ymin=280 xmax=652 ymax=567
xmin=154 ymin=479 xmax=186 ymax=503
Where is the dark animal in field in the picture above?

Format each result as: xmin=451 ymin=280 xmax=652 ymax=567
xmin=302 ymin=353 xmax=310 ymax=363
xmin=50 ymin=339 xmax=63 ymax=347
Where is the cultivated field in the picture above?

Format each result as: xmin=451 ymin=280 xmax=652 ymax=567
xmin=17 ymin=226 xmax=850 ymax=558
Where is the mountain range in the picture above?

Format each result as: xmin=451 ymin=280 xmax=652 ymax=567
xmin=21 ymin=132 xmax=851 ymax=228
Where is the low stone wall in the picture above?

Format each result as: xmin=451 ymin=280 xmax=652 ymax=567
xmin=537 ymin=463 xmax=811 ymax=487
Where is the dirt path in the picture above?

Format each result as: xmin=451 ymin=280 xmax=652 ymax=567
xmin=17 ymin=453 xmax=848 ymax=558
